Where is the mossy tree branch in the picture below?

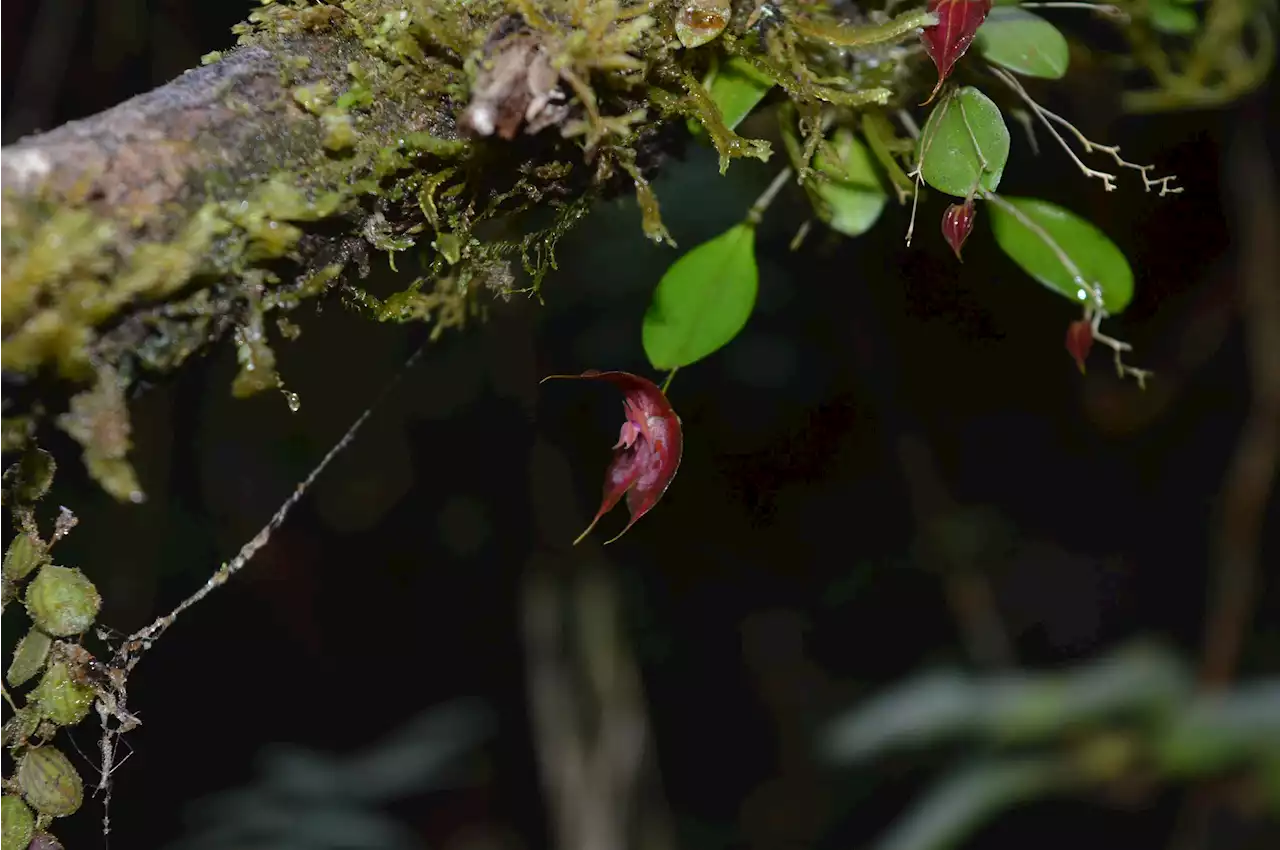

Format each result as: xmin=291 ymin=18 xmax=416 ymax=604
xmin=5 ymin=0 xmax=1242 ymax=501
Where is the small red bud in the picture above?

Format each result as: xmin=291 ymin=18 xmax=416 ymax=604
xmin=942 ymin=201 xmax=977 ymax=261
xmin=1065 ymin=320 xmax=1094 ymax=373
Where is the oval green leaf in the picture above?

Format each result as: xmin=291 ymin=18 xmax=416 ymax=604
xmin=706 ymin=57 xmax=773 ymax=131
xmin=988 ymin=196 xmax=1134 ymax=314
xmin=918 ymin=86 xmax=1010 ymax=198
xmin=1147 ymin=0 xmax=1199 ymax=34
xmin=697 ymin=57 xmax=775 ymax=133
xmin=976 ymin=8 xmax=1070 ymax=79
xmin=811 ymin=130 xmax=888 ymax=237
xmin=643 ymin=223 xmax=758 ymax=370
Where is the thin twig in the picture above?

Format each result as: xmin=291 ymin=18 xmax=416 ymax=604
xmin=115 ymin=341 xmax=427 ymax=660
xmin=1018 ymin=2 xmax=1128 ymax=21
xmin=988 ymin=65 xmax=1182 ymax=196
xmin=93 ymin=338 xmax=430 ymax=840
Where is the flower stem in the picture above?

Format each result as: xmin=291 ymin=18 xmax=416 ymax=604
xmin=746 ymin=166 xmax=794 ymax=226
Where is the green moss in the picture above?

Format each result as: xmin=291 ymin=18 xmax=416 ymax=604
xmin=110 ymin=205 xmax=231 ymax=313
xmin=292 ymin=82 xmax=333 ymax=114
xmin=321 ymin=109 xmax=358 ymax=150
xmin=0 ymin=208 xmax=117 ymax=336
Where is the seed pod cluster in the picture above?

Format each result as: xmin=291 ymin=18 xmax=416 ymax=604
xmin=17 ymin=747 xmax=83 ymax=817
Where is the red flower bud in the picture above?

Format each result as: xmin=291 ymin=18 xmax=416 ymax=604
xmin=1065 ymin=320 xmax=1094 ymax=373
xmin=942 ymin=200 xmax=977 ymax=261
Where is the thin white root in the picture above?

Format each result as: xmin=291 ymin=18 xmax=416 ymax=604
xmin=990 ymin=66 xmax=1182 ymax=197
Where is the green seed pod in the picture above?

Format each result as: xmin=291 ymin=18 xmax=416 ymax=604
xmin=17 ymin=747 xmax=83 ymax=817
xmin=32 ymin=660 xmax=96 ymax=727
xmin=24 ymin=565 xmax=101 ymax=636
xmin=3 ymin=533 xmax=48 ymax=581
xmin=675 ymin=0 xmax=730 ymax=48
xmin=6 ymin=628 xmax=53 ymax=688
xmin=13 ymin=449 xmax=57 ymax=503
xmin=2 ymin=708 xmax=40 ymax=748
xmin=1 ymin=796 xmax=35 ymax=850
xmin=33 ymin=661 xmax=96 ymax=726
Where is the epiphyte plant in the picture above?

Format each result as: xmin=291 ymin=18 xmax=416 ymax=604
xmin=541 ymin=0 xmax=1220 ymax=534
xmin=637 ymin=0 xmax=1193 ymax=398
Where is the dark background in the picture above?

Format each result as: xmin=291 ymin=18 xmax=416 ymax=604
xmin=3 ymin=2 xmax=1278 ymax=849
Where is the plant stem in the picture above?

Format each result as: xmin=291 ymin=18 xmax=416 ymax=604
xmin=861 ymin=113 xmax=916 ymax=202
xmin=746 ymin=167 xmax=795 ymax=226
xmin=980 ymin=190 xmax=1103 ymax=311
xmin=1018 ymin=2 xmax=1127 ymax=19
xmin=792 ymin=7 xmax=938 ymax=47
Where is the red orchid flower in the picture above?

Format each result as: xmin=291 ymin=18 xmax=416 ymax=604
xmin=921 ymin=0 xmax=993 ymax=104
xmin=541 ymin=370 xmax=683 ymax=545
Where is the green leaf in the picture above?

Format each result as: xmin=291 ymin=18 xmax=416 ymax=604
xmin=810 ymin=130 xmax=888 ymax=236
xmin=821 ymin=645 xmax=1187 ymax=763
xmin=918 ymin=86 xmax=1010 ymax=198
xmin=689 ymin=57 xmax=775 ymax=136
xmin=1147 ymin=0 xmax=1199 ymax=33
xmin=872 ymin=759 xmax=1068 ymax=850
xmin=643 ymin=224 xmax=758 ymax=370
xmin=976 ymin=8 xmax=1070 ymax=79
xmin=988 ymin=196 xmax=1134 ymax=314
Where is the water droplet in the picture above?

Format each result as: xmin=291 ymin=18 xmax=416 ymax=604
xmin=282 ymin=390 xmax=301 ymax=413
